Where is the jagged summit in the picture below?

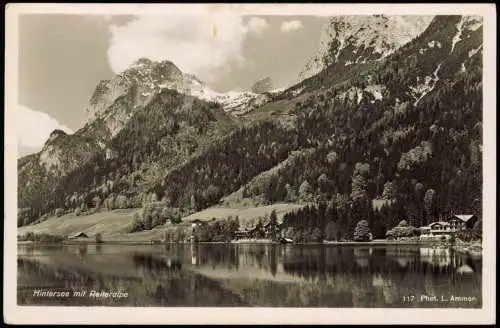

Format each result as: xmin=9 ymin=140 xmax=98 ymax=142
xmin=124 ymin=58 xmax=183 ymax=80
xmin=131 ymin=57 xmax=153 ymax=66
xmin=49 ymin=129 xmax=67 ymax=137
xmin=44 ymin=129 xmax=67 ymax=146
xmin=86 ymin=58 xmax=186 ymax=122
xmin=299 ymin=15 xmax=435 ymax=80
xmin=86 ymin=57 xmax=273 ymax=124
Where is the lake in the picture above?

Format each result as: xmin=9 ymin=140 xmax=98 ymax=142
xmin=17 ymin=243 xmax=482 ymax=307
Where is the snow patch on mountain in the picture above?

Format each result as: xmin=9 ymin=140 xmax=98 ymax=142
xmin=407 ymin=63 xmax=443 ymax=106
xmin=450 ymin=16 xmax=483 ymax=54
xmin=468 ymin=45 xmax=483 ymax=58
xmin=85 ymin=58 xmax=274 ymax=136
xmin=181 ymin=84 xmax=269 ymax=116
xmin=450 ymin=17 xmax=466 ymax=54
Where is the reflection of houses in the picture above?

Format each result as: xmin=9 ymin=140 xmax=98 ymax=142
xmin=420 ymin=247 xmax=451 ymax=268
xmin=457 ymin=264 xmax=474 ymax=274
xmin=386 ymin=248 xmax=418 ymax=268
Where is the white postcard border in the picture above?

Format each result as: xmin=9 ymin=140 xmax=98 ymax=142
xmin=4 ymin=3 xmax=496 ymax=325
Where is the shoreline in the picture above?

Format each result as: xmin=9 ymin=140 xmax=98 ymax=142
xmin=17 ymin=239 xmax=482 ymax=248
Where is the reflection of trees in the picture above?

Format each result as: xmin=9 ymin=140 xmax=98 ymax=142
xmin=277 ymin=245 xmax=482 ymax=307
xmin=190 ymin=244 xmax=285 ymax=275
xmin=19 ymin=244 xmax=65 ymax=256
xmin=282 ymin=247 xmax=326 ymax=281
xmin=132 ymin=253 xmax=182 ymax=272
xmin=17 ymin=256 xmax=247 ymax=307
xmin=17 ymin=258 xmax=141 ymax=306
xmin=86 ymin=244 xmax=102 ymax=254
xmin=353 ymin=247 xmax=372 ymax=268
xmin=77 ymin=245 xmax=88 ymax=258
xmin=18 ymin=245 xmax=483 ymax=308
xmin=194 ymin=244 xmax=240 ymax=270
xmin=269 ymin=245 xmax=277 ymax=277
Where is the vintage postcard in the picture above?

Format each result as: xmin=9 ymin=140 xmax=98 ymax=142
xmin=4 ymin=3 xmax=496 ymax=325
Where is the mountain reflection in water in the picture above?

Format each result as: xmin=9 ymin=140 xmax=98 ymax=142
xmin=17 ymin=244 xmax=481 ymax=307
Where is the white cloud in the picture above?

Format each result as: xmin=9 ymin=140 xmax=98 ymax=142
xmin=247 ymin=17 xmax=268 ymax=35
xmin=281 ymin=20 xmax=303 ymax=33
xmin=107 ymin=14 xmax=267 ymax=82
xmin=17 ymin=105 xmax=73 ymax=150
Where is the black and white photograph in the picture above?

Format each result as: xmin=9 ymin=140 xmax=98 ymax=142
xmin=3 ymin=3 xmax=496 ymax=325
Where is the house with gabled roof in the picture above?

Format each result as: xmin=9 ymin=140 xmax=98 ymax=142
xmin=68 ymin=231 xmax=89 ymax=239
xmin=427 ymin=221 xmax=452 ymax=235
xmin=450 ymin=214 xmax=478 ymax=230
xmin=420 ymin=214 xmax=479 ymax=238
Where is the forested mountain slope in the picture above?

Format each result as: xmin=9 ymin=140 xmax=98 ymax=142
xmin=152 ymin=15 xmax=482 ymax=237
xmin=18 ymin=15 xmax=483 ymax=240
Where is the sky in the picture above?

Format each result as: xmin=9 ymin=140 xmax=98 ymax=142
xmin=17 ymin=14 xmax=327 ymax=157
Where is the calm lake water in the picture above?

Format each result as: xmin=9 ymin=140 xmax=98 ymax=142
xmin=17 ymin=243 xmax=481 ymax=307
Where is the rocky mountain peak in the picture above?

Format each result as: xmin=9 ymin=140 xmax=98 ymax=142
xmin=251 ymin=77 xmax=274 ymax=94
xmin=46 ymin=129 xmax=67 ymax=144
xmin=124 ymin=58 xmax=183 ymax=81
xmin=85 ymin=58 xmax=188 ymax=126
xmin=299 ymin=15 xmax=435 ymax=80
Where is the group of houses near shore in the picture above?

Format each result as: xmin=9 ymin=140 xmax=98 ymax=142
xmin=419 ymin=214 xmax=479 ymax=241
xmin=62 ymin=214 xmax=479 ymax=244
xmin=190 ymin=216 xmax=289 ymax=242
xmin=190 ymin=214 xmax=479 ymax=243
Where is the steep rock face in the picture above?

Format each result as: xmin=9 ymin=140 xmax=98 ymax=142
xmin=87 ymin=58 xmax=184 ymax=120
xmin=303 ymin=15 xmax=483 ymax=111
xmin=18 ymin=87 xmax=239 ymax=224
xmin=18 ymin=15 xmax=483 ymax=231
xmin=251 ymin=77 xmax=274 ymax=94
xmin=17 ymin=128 xmax=101 ymax=220
xmin=299 ymin=15 xmax=434 ymax=81
xmin=19 ymin=130 xmax=98 ymax=177
xmin=150 ymin=15 xmax=483 ymax=216
xmin=87 ymin=57 xmax=272 ymax=126
xmin=17 ymin=57 xmax=242 ymax=221
xmin=19 ymin=56 xmax=260 ymax=206
xmin=85 ymin=58 xmax=192 ymax=140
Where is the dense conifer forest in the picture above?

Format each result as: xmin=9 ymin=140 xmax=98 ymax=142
xmin=17 ymin=16 xmax=483 ymax=241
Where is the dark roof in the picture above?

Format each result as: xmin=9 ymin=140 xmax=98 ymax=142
xmin=70 ymin=232 xmax=89 ymax=238
xmin=428 ymin=221 xmax=449 ymax=227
